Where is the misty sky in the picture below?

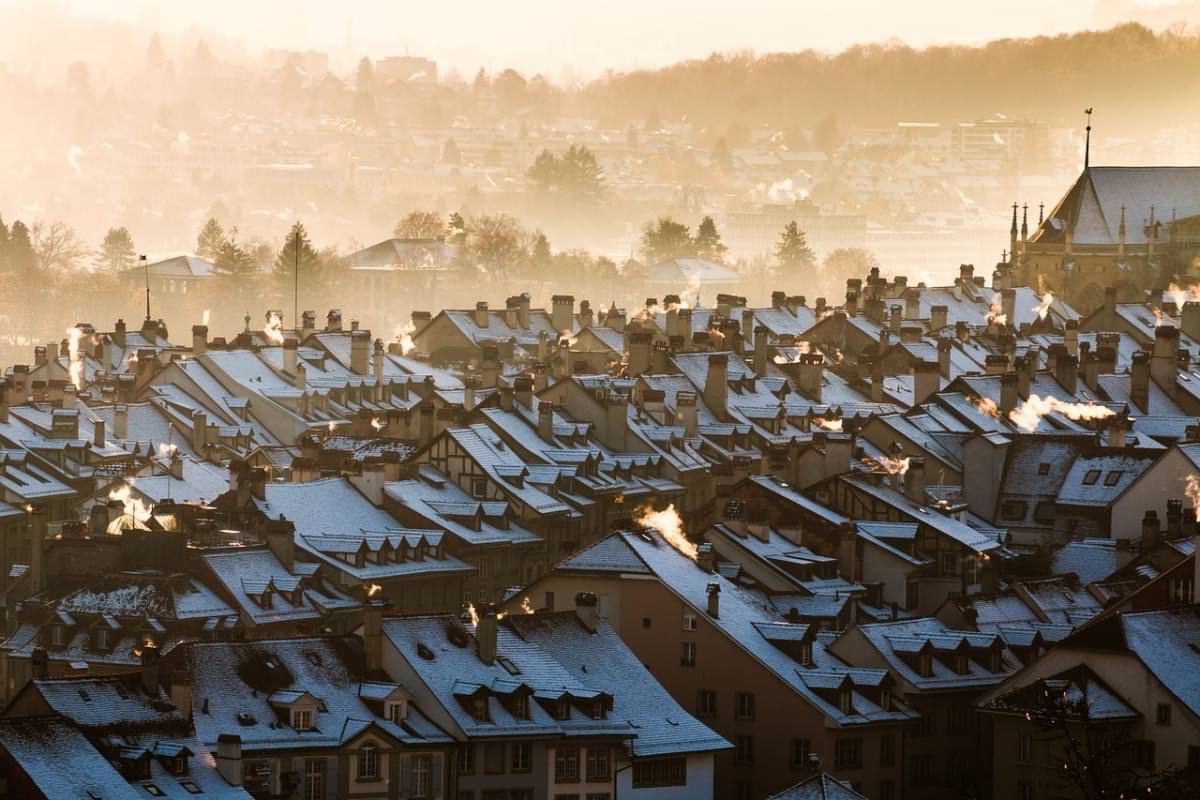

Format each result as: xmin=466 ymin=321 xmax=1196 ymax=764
xmin=54 ymin=0 xmax=1200 ymax=78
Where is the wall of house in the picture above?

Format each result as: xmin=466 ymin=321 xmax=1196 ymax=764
xmin=454 ymin=740 xmax=549 ymax=799
xmin=1110 ymin=448 xmax=1193 ymax=541
xmin=614 ymin=751 xmax=715 ymax=800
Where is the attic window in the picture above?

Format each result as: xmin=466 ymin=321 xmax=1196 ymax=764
xmin=471 ymin=479 xmax=487 ymax=498
xmin=1037 ymin=463 xmax=1050 ymax=476
xmin=471 ymin=696 xmax=489 ymax=722
xmin=512 ymin=694 xmax=530 ymax=720
xmin=1103 ymin=470 xmax=1124 ymax=486
xmin=955 ymin=652 xmax=969 ymax=675
xmin=799 ymin=641 xmax=813 ymax=667
xmin=1082 ymin=469 xmax=1101 ymax=486
xmin=591 ymin=700 xmax=606 ymax=720
xmin=554 ymin=699 xmax=571 ymax=720
xmin=292 ymin=709 xmax=313 ymax=730
xmin=387 ymin=700 xmax=405 ymax=723
xmin=919 ymin=652 xmax=933 ymax=677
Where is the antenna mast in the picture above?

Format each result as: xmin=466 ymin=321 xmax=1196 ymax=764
xmin=1084 ymin=107 xmax=1093 ymax=169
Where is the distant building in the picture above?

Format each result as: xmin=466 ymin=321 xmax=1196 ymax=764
xmin=376 ymin=56 xmax=438 ymax=84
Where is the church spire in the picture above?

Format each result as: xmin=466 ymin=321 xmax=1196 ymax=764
xmin=1083 ymin=107 xmax=1093 ymax=169
xmin=1021 ymin=203 xmax=1029 ymax=244
xmin=1118 ymin=205 xmax=1126 ymax=259
xmin=1010 ymin=203 xmax=1019 ymax=264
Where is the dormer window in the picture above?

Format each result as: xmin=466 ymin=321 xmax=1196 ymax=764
xmin=591 ymin=700 xmax=605 ymax=720
xmin=167 ymin=756 xmax=189 ymax=776
xmin=50 ymin=625 xmax=67 ymax=647
xmin=471 ymin=696 xmax=489 ymax=722
xmin=839 ymin=687 xmax=853 ymax=715
xmin=881 ymin=686 xmax=892 ymax=711
xmin=919 ymin=652 xmax=933 ymax=677
xmin=989 ymin=649 xmax=1002 ymax=673
xmin=955 ymin=653 xmax=969 ymax=675
xmin=386 ymin=700 xmax=406 ymax=723
xmin=512 ymin=694 xmax=529 ymax=720
xmin=554 ymin=699 xmax=571 ymax=721
xmin=93 ymin=628 xmax=110 ymax=651
xmin=798 ymin=641 xmax=813 ymax=667
xmin=292 ymin=709 xmax=313 ymax=730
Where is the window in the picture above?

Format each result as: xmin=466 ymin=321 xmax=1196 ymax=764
xmin=918 ymin=652 xmax=933 ymax=678
xmin=1187 ymin=745 xmax=1200 ymax=773
xmin=586 ymin=748 xmax=610 ymax=781
xmin=554 ymin=699 xmax=571 ymax=720
xmin=1134 ymin=740 xmax=1156 ymax=770
xmin=1037 ymin=462 xmax=1050 ymax=475
xmin=1017 ymin=733 xmax=1034 ymax=763
xmin=879 ymin=780 xmax=896 ymax=800
xmin=304 ymin=759 xmax=324 ymax=800
xmin=484 ymin=743 xmax=506 ymax=774
xmin=1104 ymin=470 xmax=1124 ymax=486
xmin=412 ymin=755 xmax=432 ymax=798
xmin=1000 ymin=500 xmax=1028 ymax=521
xmin=632 ymin=758 xmax=686 ymax=788
xmin=682 ymin=612 xmax=697 ymax=631
xmin=834 ymin=738 xmax=862 ymax=770
xmin=680 ymin=641 xmax=696 ymax=667
xmin=1082 ymin=469 xmax=1101 ymax=486
xmin=1171 ymin=577 xmax=1194 ymax=604
xmin=590 ymin=700 xmax=605 ymax=720
xmin=555 ymin=747 xmax=580 ymax=782
xmin=512 ymin=694 xmax=529 ymax=720
xmin=544 ymin=591 xmax=555 ymax=609
xmin=1018 ymin=781 xmax=1033 ymax=800
xmin=1034 ymin=501 xmax=1056 ymax=524
xmin=642 ymin=617 xmax=652 ymax=629
xmin=880 ymin=735 xmax=895 ymax=767
xmin=471 ymin=478 xmax=487 ymax=498
xmin=735 ymin=692 xmax=756 ymax=721
xmin=736 ymin=782 xmax=753 ymax=800
xmin=697 ymin=689 xmax=717 ymax=716
xmin=790 ymin=738 xmax=811 ymax=768
xmin=357 ymin=744 xmax=379 ymax=780
xmin=458 ymin=744 xmax=475 ymax=775
xmin=387 ymin=701 xmax=404 ymax=723
xmin=734 ymin=735 xmax=755 ymax=765
xmin=511 ymin=742 xmax=531 ymax=773
xmin=471 ymin=696 xmax=489 ymax=722
xmin=909 ymin=753 xmax=934 ymax=786
xmin=1156 ymin=703 xmax=1172 ymax=726
xmin=293 ymin=709 xmax=313 ymax=730
xmin=942 ymin=552 xmax=958 ymax=576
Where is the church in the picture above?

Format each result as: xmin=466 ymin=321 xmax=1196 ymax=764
xmin=1007 ymin=165 xmax=1200 ymax=313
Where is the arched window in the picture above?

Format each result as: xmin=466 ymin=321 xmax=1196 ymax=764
xmin=357 ymin=743 xmax=379 ymax=780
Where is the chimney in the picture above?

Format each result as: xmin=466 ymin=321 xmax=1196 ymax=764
xmin=552 ymin=295 xmax=574 ymax=335
xmin=114 ymin=404 xmax=128 ymax=439
xmin=1001 ymin=288 xmax=1016 ymax=326
xmin=216 ymin=735 xmax=243 ymax=787
xmin=301 ymin=310 xmax=316 ymax=338
xmin=889 ymin=305 xmax=903 ymax=334
xmin=1131 ymin=351 xmax=1150 ymax=412
xmin=1055 ymin=354 xmax=1078 ymax=396
xmin=1142 ymin=509 xmax=1160 ymax=551
xmin=192 ymin=325 xmax=208 ymax=355
xmin=419 ymin=406 xmax=434 ymax=447
xmin=140 ymin=643 xmax=161 ymax=696
xmin=350 ymin=331 xmax=370 ymax=375
xmin=1107 ymin=415 xmax=1128 ymax=449
xmin=1015 ymin=353 xmax=1033 ymax=399
xmin=326 ymin=309 xmax=343 ymax=332
xmin=1167 ymin=498 xmax=1183 ymax=538
xmin=904 ymin=457 xmax=926 ymax=503
xmin=538 ymin=400 xmax=555 ymax=443
xmin=937 ymin=338 xmax=952 ymax=379
xmin=169 ymin=670 xmax=193 ymax=722
xmin=476 ymin=605 xmax=498 ymax=665
xmin=1064 ymin=320 xmax=1079 ymax=357
xmin=904 ymin=291 xmax=920 ymax=320
xmin=514 ymin=374 xmax=533 ymax=409
xmin=1151 ymin=326 xmax=1180 ymax=391
xmin=575 ymin=592 xmax=599 ymax=632
xmin=93 ymin=417 xmax=106 ymax=448
xmin=753 ymin=326 xmax=768 ymax=375
xmin=516 ymin=294 xmax=530 ymax=329
xmin=463 ymin=378 xmax=476 ymax=412
xmin=706 ymin=582 xmax=721 ymax=618
xmin=1000 ymin=372 xmax=1018 ymax=416
xmin=283 ymin=337 xmax=298 ymax=375
xmin=480 ymin=343 xmax=500 ymax=388
xmin=473 ymin=301 xmax=490 ymax=329
xmin=0 ymin=378 xmax=7 ymax=422
xmin=598 ymin=392 xmax=627 ymax=451
xmin=629 ymin=331 xmax=652 ymax=376
xmin=796 ymin=353 xmax=823 ymax=402
xmin=373 ymin=339 xmax=386 ymax=385
xmin=930 ymin=305 xmax=948 ymax=331
xmin=697 ymin=543 xmax=716 ymax=573
xmin=192 ymin=409 xmax=207 ymax=453
xmin=169 ymin=449 xmax=184 ymax=480
xmin=579 ymin=300 xmax=593 ymax=329
xmin=264 ymin=516 xmax=295 ymax=570
xmin=113 ymin=318 xmax=127 ymax=349
xmin=363 ymin=599 xmax=389 ymax=672
xmin=912 ymin=360 xmax=939 ymax=406
xmin=677 ymin=391 xmax=698 ymax=438
xmin=31 ymin=647 xmax=48 ymax=680
xmin=704 ymin=354 xmax=728 ymax=421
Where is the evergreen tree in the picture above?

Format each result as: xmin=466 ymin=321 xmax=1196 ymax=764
xmin=694 ymin=216 xmax=728 ymax=262
xmin=775 ymin=221 xmax=817 ymax=278
xmin=7 ymin=221 xmax=37 ymax=276
xmin=215 ymin=228 xmax=257 ymax=278
xmin=98 ymin=226 xmax=137 ymax=272
xmin=560 ymin=145 xmax=605 ymax=201
xmin=275 ymin=221 xmax=322 ymax=289
xmin=640 ymin=217 xmax=695 ymax=263
xmin=196 ymin=218 xmax=226 ymax=260
xmin=0 ymin=215 xmax=9 ymax=272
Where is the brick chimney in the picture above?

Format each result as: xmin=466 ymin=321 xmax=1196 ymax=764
xmin=538 ymin=400 xmax=555 ymax=443
xmin=706 ymin=582 xmax=721 ymax=618
xmin=326 ymin=309 xmax=343 ymax=332
xmin=1142 ymin=509 xmax=1161 ymax=551
xmin=476 ymin=605 xmax=498 ymax=665
xmin=552 ymin=295 xmax=574 ymax=334
xmin=140 ymin=643 xmax=161 ymax=696
xmin=264 ymin=515 xmax=295 ymax=570
xmin=216 ymin=735 xmax=243 ymax=787
xmin=363 ymin=599 xmax=390 ymax=672
xmin=704 ymin=354 xmax=729 ymax=421
xmin=930 ymin=305 xmax=948 ymax=331
xmin=753 ymin=326 xmax=769 ymax=375
xmin=575 ymin=592 xmax=599 ymax=632
xmin=904 ymin=457 xmax=927 ymax=503
xmin=192 ymin=325 xmax=208 ymax=355
xmin=114 ymin=404 xmax=128 ymax=439
xmin=1131 ymin=351 xmax=1150 ymax=412
xmin=795 ymin=353 xmax=824 ymax=403
xmin=912 ymin=360 xmax=939 ymax=406
xmin=677 ymin=391 xmax=698 ymax=437
xmin=283 ymin=337 xmax=298 ymax=375
xmin=628 ymin=331 xmax=652 ymax=376
xmin=350 ymin=331 xmax=370 ymax=375
xmin=1151 ymin=326 xmax=1180 ymax=392
xmin=1000 ymin=372 xmax=1018 ymax=416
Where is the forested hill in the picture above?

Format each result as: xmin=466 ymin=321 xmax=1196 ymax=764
xmin=576 ymin=23 xmax=1200 ymax=136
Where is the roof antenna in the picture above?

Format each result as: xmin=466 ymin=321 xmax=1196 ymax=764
xmin=1083 ymin=107 xmax=1093 ymax=169
xmin=140 ymin=254 xmax=150 ymax=320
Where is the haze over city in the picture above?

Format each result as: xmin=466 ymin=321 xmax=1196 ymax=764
xmin=0 ymin=3 xmax=1199 ymax=800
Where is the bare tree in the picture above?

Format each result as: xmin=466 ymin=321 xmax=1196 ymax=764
xmin=31 ymin=220 xmax=89 ymax=272
xmin=393 ymin=211 xmax=447 ymax=240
